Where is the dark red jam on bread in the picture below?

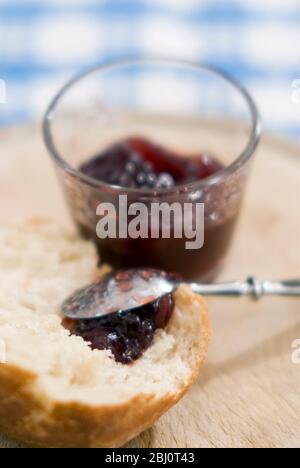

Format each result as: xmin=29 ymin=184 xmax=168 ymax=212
xmin=62 ymin=269 xmax=175 ymax=364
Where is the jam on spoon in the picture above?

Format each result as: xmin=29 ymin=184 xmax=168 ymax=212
xmin=62 ymin=269 xmax=177 ymax=364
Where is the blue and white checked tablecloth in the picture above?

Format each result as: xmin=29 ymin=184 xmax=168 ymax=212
xmin=0 ymin=0 xmax=299 ymax=140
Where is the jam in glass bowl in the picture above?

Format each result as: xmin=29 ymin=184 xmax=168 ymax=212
xmin=43 ymin=59 xmax=260 ymax=281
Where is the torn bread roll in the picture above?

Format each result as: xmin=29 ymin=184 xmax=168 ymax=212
xmin=0 ymin=219 xmax=210 ymax=448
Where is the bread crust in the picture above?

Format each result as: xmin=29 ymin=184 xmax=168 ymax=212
xmin=0 ymin=289 xmax=210 ymax=448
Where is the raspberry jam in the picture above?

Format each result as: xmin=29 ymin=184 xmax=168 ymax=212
xmin=75 ymin=137 xmax=238 ymax=280
xmin=62 ymin=269 xmax=174 ymax=364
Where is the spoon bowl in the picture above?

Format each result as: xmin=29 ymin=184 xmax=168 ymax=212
xmin=62 ymin=269 xmax=178 ymax=320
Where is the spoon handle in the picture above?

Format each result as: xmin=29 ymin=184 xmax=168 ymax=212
xmin=189 ymin=277 xmax=300 ymax=299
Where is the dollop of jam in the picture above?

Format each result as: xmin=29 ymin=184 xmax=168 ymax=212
xmin=62 ymin=269 xmax=176 ymax=364
xmin=80 ymin=137 xmax=223 ymax=189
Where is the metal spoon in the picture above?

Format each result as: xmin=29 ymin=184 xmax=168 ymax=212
xmin=62 ymin=269 xmax=300 ymax=320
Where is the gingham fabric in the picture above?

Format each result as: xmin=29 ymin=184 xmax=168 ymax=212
xmin=0 ymin=0 xmax=299 ymax=140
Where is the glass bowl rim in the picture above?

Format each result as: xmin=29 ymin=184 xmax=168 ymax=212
xmin=43 ymin=56 xmax=261 ymax=196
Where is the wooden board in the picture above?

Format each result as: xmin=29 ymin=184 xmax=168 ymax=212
xmin=0 ymin=125 xmax=299 ymax=448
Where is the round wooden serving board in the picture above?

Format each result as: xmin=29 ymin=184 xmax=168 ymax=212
xmin=0 ymin=125 xmax=299 ymax=448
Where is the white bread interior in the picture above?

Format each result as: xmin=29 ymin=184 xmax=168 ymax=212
xmin=0 ymin=218 xmax=210 ymax=448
